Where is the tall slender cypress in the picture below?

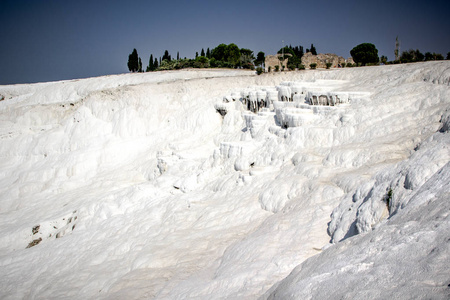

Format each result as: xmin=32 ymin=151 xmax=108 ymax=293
xmin=149 ymin=54 xmax=154 ymax=71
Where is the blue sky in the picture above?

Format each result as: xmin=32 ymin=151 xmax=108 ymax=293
xmin=1 ymin=0 xmax=449 ymax=84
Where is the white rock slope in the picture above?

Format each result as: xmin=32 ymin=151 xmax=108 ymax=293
xmin=0 ymin=63 xmax=449 ymax=299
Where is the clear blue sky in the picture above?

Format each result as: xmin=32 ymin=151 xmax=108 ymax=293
xmin=1 ymin=0 xmax=449 ymax=84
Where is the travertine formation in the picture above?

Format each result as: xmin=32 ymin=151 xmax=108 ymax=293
xmin=217 ymin=80 xmax=370 ymax=135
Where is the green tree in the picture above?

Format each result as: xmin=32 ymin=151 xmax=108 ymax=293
xmin=310 ymin=44 xmax=317 ymax=55
xmin=138 ymin=58 xmax=142 ymax=72
xmin=211 ymin=44 xmax=227 ymax=61
xmin=147 ymin=54 xmax=154 ymax=72
xmin=277 ymin=46 xmax=295 ymax=57
xmin=414 ymin=49 xmax=424 ymax=62
xmin=225 ymin=43 xmax=240 ymax=66
xmin=201 ymin=48 xmax=205 ymax=57
xmin=127 ymin=48 xmax=139 ymax=72
xmin=154 ymin=58 xmax=158 ymax=70
xmin=206 ymin=48 xmax=211 ymax=58
xmin=162 ymin=50 xmax=171 ymax=61
xmin=380 ymin=55 xmax=388 ymax=64
xmin=424 ymin=52 xmax=433 ymax=61
xmin=255 ymin=51 xmax=265 ymax=67
xmin=447 ymin=52 xmax=450 ymax=60
xmin=350 ymin=43 xmax=379 ymax=66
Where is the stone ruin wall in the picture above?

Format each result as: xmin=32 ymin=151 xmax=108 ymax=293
xmin=265 ymin=53 xmax=355 ymax=71
xmin=301 ymin=52 xmax=353 ymax=69
xmin=264 ymin=54 xmax=289 ymax=72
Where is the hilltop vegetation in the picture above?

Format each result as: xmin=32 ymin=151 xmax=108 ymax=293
xmin=128 ymin=42 xmax=449 ymax=73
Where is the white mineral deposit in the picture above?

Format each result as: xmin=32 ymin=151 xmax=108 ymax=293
xmin=0 ymin=62 xmax=449 ymax=299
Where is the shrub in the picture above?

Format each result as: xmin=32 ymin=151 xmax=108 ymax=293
xmin=275 ymin=65 xmax=280 ymax=72
xmin=298 ymin=64 xmax=305 ymax=70
xmin=346 ymin=63 xmax=353 ymax=67
xmin=268 ymin=66 xmax=272 ymax=72
xmin=326 ymin=62 xmax=332 ymax=69
xmin=256 ymin=67 xmax=264 ymax=75
xmin=309 ymin=63 xmax=317 ymax=69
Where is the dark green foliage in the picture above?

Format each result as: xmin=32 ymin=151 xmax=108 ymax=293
xmin=350 ymin=43 xmax=379 ymax=66
xmin=380 ymin=55 xmax=388 ymax=64
xmin=210 ymin=43 xmax=242 ymax=68
xmin=275 ymin=65 xmax=280 ymax=72
xmin=298 ymin=64 xmax=305 ymax=70
xmin=239 ymin=48 xmax=255 ymax=69
xmin=211 ymin=44 xmax=227 ymax=61
xmin=447 ymin=52 xmax=450 ymax=60
xmin=154 ymin=58 xmax=158 ymax=70
xmin=400 ymin=49 xmax=424 ymax=63
xmin=277 ymin=46 xmax=295 ymax=57
xmin=201 ymin=48 xmax=205 ymax=57
xmin=195 ymin=52 xmax=198 ymax=58
xmin=256 ymin=67 xmax=263 ymax=75
xmin=162 ymin=50 xmax=171 ymax=62
xmin=206 ymin=48 xmax=211 ymax=58
xmin=127 ymin=48 xmax=139 ymax=72
xmin=310 ymin=44 xmax=317 ymax=55
xmin=255 ymin=51 xmax=265 ymax=67
xmin=177 ymin=52 xmax=180 ymax=60
xmin=287 ymin=56 xmax=302 ymax=70
xmin=147 ymin=54 xmax=154 ymax=72
xmin=194 ymin=56 xmax=209 ymax=68
xmin=326 ymin=62 xmax=332 ymax=69
xmin=138 ymin=58 xmax=142 ymax=72
xmin=309 ymin=63 xmax=317 ymax=69
xmin=225 ymin=43 xmax=240 ymax=66
xmin=425 ymin=52 xmax=444 ymax=61
xmin=277 ymin=44 xmax=305 ymax=70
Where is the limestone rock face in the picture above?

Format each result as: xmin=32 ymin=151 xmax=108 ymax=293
xmin=301 ymin=52 xmax=348 ymax=69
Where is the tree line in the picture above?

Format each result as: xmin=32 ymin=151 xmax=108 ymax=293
xmin=128 ymin=42 xmax=449 ymax=73
xmin=127 ymin=43 xmax=267 ymax=73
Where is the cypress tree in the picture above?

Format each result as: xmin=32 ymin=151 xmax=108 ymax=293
xmin=310 ymin=44 xmax=317 ymax=55
xmin=162 ymin=50 xmax=171 ymax=61
xmin=138 ymin=58 xmax=142 ymax=72
xmin=149 ymin=54 xmax=154 ymax=71
xmin=154 ymin=58 xmax=158 ymax=70
xmin=206 ymin=48 xmax=210 ymax=58
xmin=127 ymin=48 xmax=139 ymax=72
xmin=177 ymin=51 xmax=180 ymax=60
xmin=201 ymin=48 xmax=205 ymax=57
xmin=196 ymin=52 xmax=198 ymax=58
